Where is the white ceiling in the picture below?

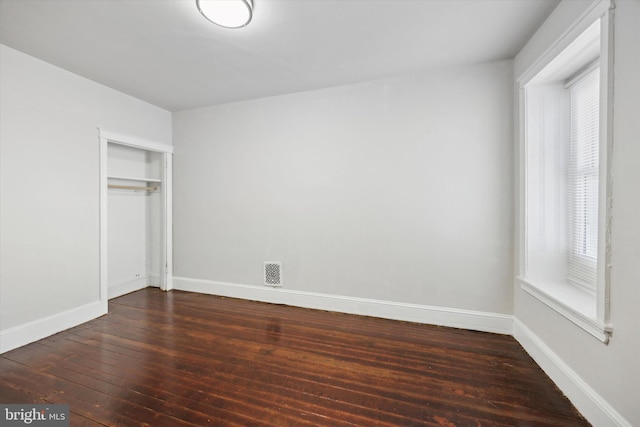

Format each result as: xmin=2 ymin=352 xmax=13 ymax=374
xmin=0 ymin=0 xmax=558 ymax=112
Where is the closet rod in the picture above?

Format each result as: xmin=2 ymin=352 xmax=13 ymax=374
xmin=108 ymin=184 xmax=158 ymax=191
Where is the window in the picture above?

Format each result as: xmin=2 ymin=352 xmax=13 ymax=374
xmin=567 ymin=66 xmax=599 ymax=292
xmin=517 ymin=8 xmax=612 ymax=343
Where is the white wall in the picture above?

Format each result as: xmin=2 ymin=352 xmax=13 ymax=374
xmin=513 ymin=1 xmax=640 ymax=425
xmin=0 ymin=45 xmax=171 ymax=339
xmin=173 ymin=60 xmax=514 ymax=316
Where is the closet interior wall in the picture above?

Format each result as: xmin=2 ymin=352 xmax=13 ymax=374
xmin=107 ymin=143 xmax=163 ymax=299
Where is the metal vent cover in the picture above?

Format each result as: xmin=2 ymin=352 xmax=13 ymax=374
xmin=263 ymin=262 xmax=282 ymax=287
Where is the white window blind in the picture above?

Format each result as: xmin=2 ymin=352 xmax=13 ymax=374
xmin=567 ymin=66 xmax=600 ymax=291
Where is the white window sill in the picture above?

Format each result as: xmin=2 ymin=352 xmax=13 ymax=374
xmin=518 ymin=277 xmax=612 ymax=343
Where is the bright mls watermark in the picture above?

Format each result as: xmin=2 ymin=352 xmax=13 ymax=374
xmin=0 ymin=405 xmax=69 ymax=426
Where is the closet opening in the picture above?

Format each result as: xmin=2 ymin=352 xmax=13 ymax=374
xmin=99 ymin=130 xmax=173 ymax=307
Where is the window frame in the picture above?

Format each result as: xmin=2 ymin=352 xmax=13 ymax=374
xmin=516 ymin=0 xmax=613 ymax=343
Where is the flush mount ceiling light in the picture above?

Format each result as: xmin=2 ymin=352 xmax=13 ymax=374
xmin=196 ymin=0 xmax=253 ymax=29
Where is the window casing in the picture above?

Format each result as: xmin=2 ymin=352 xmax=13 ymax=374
xmin=517 ymin=5 xmax=612 ymax=343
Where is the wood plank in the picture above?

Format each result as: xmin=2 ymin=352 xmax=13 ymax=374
xmin=1 ymin=288 xmax=590 ymax=426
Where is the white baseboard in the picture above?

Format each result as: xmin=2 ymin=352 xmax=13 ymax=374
xmin=513 ymin=319 xmax=632 ymax=427
xmin=0 ymin=300 xmax=106 ymax=354
xmin=108 ymin=277 xmax=156 ymax=299
xmin=172 ymin=276 xmax=513 ymax=335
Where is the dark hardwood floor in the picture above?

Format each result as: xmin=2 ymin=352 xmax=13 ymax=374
xmin=1 ymin=288 xmax=590 ymax=426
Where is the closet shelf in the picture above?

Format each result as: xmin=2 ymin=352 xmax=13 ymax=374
xmin=107 ymin=175 xmax=162 ymax=183
xmin=108 ymin=184 xmax=158 ymax=191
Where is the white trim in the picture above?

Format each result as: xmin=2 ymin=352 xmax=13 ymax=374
xmin=513 ymin=319 xmax=632 ymax=427
xmin=98 ymin=129 xmax=173 ymax=154
xmin=147 ymin=275 xmax=161 ymax=288
xmin=519 ymin=277 xmax=611 ymax=343
xmin=99 ymin=133 xmax=109 ymax=310
xmin=163 ymin=154 xmax=173 ymax=291
xmin=518 ymin=0 xmax=612 ymax=85
xmin=172 ymin=276 xmax=514 ymax=335
xmin=597 ymin=0 xmax=614 ymax=326
xmin=108 ymin=277 xmax=154 ymax=300
xmin=0 ymin=301 xmax=105 ymax=354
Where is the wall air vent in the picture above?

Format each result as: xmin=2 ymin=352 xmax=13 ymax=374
xmin=263 ymin=262 xmax=282 ymax=287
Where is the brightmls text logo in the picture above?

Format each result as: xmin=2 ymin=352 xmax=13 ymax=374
xmin=1 ymin=405 xmax=69 ymax=426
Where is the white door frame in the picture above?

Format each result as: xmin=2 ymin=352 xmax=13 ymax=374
xmin=99 ymin=128 xmax=174 ymax=311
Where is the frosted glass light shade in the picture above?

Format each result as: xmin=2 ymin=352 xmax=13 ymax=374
xmin=196 ymin=0 xmax=253 ymax=29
